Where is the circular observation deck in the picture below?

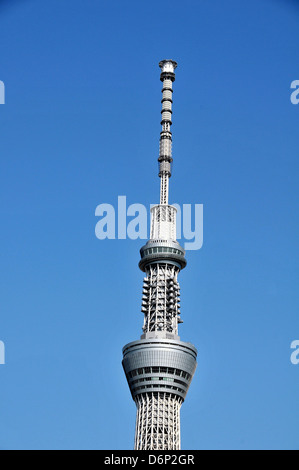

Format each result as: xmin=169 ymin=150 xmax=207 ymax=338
xmin=122 ymin=338 xmax=197 ymax=402
xmin=139 ymin=239 xmax=187 ymax=272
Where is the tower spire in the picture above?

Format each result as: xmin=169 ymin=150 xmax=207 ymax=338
xmin=122 ymin=60 xmax=197 ymax=451
xmin=158 ymin=59 xmax=177 ymax=205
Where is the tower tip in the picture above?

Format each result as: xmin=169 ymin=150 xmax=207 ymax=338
xmin=159 ymin=60 xmax=178 ymax=73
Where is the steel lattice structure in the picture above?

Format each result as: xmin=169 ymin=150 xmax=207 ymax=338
xmin=122 ymin=60 xmax=197 ymax=450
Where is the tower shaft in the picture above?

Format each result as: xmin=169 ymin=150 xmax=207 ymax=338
xmin=135 ymin=392 xmax=182 ymax=450
xmin=122 ymin=61 xmax=197 ymax=451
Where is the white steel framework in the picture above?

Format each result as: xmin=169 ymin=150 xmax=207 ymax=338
xmin=150 ymin=205 xmax=177 ymax=240
xmin=134 ymin=392 xmax=182 ymax=450
xmin=141 ymin=264 xmax=181 ymax=336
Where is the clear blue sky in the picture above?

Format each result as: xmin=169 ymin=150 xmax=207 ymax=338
xmin=0 ymin=0 xmax=298 ymax=450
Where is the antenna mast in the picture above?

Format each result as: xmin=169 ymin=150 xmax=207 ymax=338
xmin=158 ymin=59 xmax=177 ymax=205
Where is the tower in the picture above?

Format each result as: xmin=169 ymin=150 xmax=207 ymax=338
xmin=122 ymin=60 xmax=197 ymax=451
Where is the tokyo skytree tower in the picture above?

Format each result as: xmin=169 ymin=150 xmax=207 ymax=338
xmin=122 ymin=60 xmax=197 ymax=451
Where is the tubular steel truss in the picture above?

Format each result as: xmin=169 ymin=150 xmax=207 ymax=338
xmin=150 ymin=205 xmax=177 ymax=241
xmin=134 ymin=392 xmax=182 ymax=450
xmin=141 ymin=264 xmax=181 ymax=336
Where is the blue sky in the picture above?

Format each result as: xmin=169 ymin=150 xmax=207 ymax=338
xmin=0 ymin=0 xmax=298 ymax=450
